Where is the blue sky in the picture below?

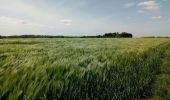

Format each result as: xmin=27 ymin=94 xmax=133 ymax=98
xmin=0 ymin=0 xmax=169 ymax=37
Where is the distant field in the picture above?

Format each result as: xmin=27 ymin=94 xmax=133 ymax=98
xmin=0 ymin=38 xmax=170 ymax=100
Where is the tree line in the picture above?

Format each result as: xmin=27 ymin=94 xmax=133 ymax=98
xmin=94 ymin=32 xmax=132 ymax=38
xmin=0 ymin=32 xmax=133 ymax=38
xmin=0 ymin=35 xmax=65 ymax=38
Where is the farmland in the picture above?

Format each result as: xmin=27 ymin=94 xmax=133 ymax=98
xmin=0 ymin=38 xmax=170 ymax=100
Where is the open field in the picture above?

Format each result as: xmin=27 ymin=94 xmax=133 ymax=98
xmin=0 ymin=38 xmax=170 ymax=100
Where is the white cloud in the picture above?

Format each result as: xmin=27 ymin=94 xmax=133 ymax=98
xmin=0 ymin=1 xmax=66 ymax=26
xmin=0 ymin=16 xmax=24 ymax=24
xmin=0 ymin=16 xmax=55 ymax=36
xmin=138 ymin=10 xmax=145 ymax=14
xmin=60 ymin=19 xmax=73 ymax=26
xmin=151 ymin=16 xmax=162 ymax=19
xmin=0 ymin=16 xmax=52 ymax=28
xmin=123 ymin=2 xmax=135 ymax=8
xmin=138 ymin=1 xmax=160 ymax=11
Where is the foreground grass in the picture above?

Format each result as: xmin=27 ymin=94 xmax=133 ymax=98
xmin=149 ymin=43 xmax=170 ymax=100
xmin=0 ymin=38 xmax=170 ymax=100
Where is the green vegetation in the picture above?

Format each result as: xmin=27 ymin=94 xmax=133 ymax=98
xmin=0 ymin=38 xmax=170 ymax=100
xmin=149 ymin=43 xmax=170 ymax=100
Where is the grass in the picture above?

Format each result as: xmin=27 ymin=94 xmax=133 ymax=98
xmin=0 ymin=38 xmax=170 ymax=100
xmin=149 ymin=43 xmax=170 ymax=100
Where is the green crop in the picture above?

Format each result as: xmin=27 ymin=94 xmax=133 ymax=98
xmin=0 ymin=38 xmax=170 ymax=100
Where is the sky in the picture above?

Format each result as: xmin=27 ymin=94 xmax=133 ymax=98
xmin=0 ymin=0 xmax=170 ymax=37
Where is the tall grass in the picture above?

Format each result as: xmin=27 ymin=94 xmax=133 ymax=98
xmin=150 ymin=43 xmax=170 ymax=100
xmin=0 ymin=38 xmax=170 ymax=100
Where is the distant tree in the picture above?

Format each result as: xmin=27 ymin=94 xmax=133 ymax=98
xmin=115 ymin=33 xmax=121 ymax=37
xmin=110 ymin=32 xmax=118 ymax=37
xmin=97 ymin=35 xmax=102 ymax=38
xmin=104 ymin=33 xmax=113 ymax=37
xmin=103 ymin=32 xmax=132 ymax=38
xmin=119 ymin=32 xmax=133 ymax=38
xmin=0 ymin=33 xmax=133 ymax=38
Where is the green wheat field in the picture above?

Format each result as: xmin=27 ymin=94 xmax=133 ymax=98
xmin=0 ymin=38 xmax=170 ymax=100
